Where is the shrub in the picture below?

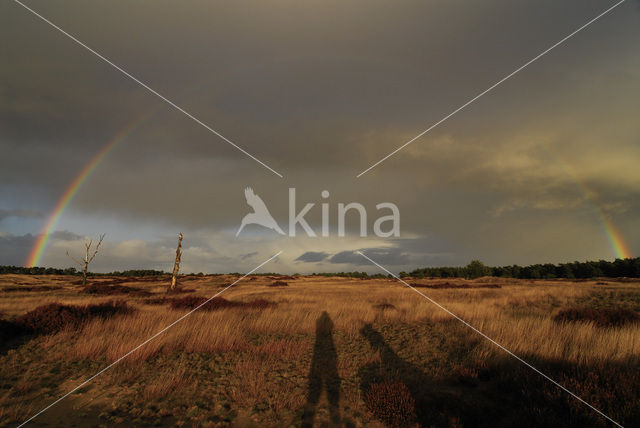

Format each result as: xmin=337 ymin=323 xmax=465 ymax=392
xmin=554 ymin=307 xmax=640 ymax=328
xmin=365 ymin=381 xmax=416 ymax=427
xmin=1 ymin=285 xmax=63 ymax=293
xmin=269 ymin=281 xmax=288 ymax=287
xmin=144 ymin=296 xmax=276 ymax=311
xmin=142 ymin=297 xmax=170 ymax=305
xmin=168 ymin=296 xmax=215 ymax=310
xmin=14 ymin=300 xmax=133 ymax=334
xmin=85 ymin=300 xmax=133 ymax=318
xmin=82 ymin=283 xmax=151 ymax=296
xmin=16 ymin=303 xmax=86 ymax=333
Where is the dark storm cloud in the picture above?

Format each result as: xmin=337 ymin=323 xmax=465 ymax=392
xmin=4 ymin=0 xmax=636 ymax=169
xmin=1 ymin=0 xmax=638 ymax=270
xmin=329 ymin=247 xmax=409 ymax=267
xmin=295 ymin=251 xmax=330 ymax=263
xmin=0 ymin=233 xmax=36 ymax=266
xmin=328 ymin=251 xmax=362 ymax=265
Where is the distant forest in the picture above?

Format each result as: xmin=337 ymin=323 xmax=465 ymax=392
xmin=0 ymin=266 xmax=166 ymax=276
xmin=405 ymin=258 xmax=640 ymax=279
xmin=1 ymin=257 xmax=639 ymax=279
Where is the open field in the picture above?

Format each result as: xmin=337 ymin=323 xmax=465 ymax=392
xmin=1 ymin=274 xmax=639 ymax=427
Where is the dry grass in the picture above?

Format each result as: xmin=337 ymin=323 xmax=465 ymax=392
xmin=1 ymin=274 xmax=639 ymax=426
xmin=554 ymin=306 xmax=640 ymax=327
xmin=364 ymin=381 xmax=416 ymax=427
xmin=143 ymin=364 xmax=196 ymax=401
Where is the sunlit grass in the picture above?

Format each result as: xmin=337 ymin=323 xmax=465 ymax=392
xmin=1 ymin=274 xmax=639 ymax=426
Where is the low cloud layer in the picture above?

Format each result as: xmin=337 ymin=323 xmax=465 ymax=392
xmin=0 ymin=209 xmax=42 ymax=222
xmin=295 ymin=251 xmax=330 ymax=263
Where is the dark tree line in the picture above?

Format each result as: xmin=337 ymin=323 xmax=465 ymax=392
xmin=0 ymin=266 xmax=80 ymax=275
xmin=3 ymin=257 xmax=638 ymax=279
xmin=405 ymin=257 xmax=640 ymax=279
xmin=0 ymin=266 xmax=166 ymax=277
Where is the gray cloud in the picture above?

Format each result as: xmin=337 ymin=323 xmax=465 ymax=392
xmin=50 ymin=230 xmax=83 ymax=241
xmin=0 ymin=232 xmax=36 ymax=266
xmin=295 ymin=251 xmax=330 ymax=263
xmin=0 ymin=209 xmax=43 ymax=222
xmin=240 ymin=251 xmax=258 ymax=260
xmin=328 ymin=251 xmax=366 ymax=266
xmin=329 ymin=247 xmax=408 ymax=267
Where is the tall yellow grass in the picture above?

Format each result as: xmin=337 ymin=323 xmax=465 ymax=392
xmin=22 ymin=276 xmax=638 ymax=366
xmin=2 ymin=275 xmax=639 ymax=425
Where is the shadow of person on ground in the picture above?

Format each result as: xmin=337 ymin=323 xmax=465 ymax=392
xmin=359 ymin=323 xmax=473 ymax=427
xmin=301 ymin=311 xmax=341 ymax=427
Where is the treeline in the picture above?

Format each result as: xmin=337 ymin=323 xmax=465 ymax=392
xmin=3 ymin=258 xmax=638 ymax=279
xmin=405 ymin=258 xmax=640 ymax=279
xmin=0 ymin=266 xmax=80 ymax=275
xmin=0 ymin=266 xmax=167 ymax=277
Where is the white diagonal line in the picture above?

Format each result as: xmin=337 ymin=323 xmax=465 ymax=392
xmin=356 ymin=0 xmax=625 ymax=177
xmin=357 ymin=251 xmax=623 ymax=427
xmin=12 ymin=0 xmax=283 ymax=178
xmin=18 ymin=250 xmax=283 ymax=427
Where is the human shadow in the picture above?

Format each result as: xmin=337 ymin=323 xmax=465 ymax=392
xmin=358 ymin=324 xmax=474 ymax=427
xmin=301 ymin=311 xmax=341 ymax=427
xmin=0 ymin=319 xmax=33 ymax=355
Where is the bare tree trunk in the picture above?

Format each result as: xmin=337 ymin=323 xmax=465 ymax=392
xmin=67 ymin=234 xmax=104 ymax=287
xmin=82 ymin=240 xmax=92 ymax=286
xmin=82 ymin=258 xmax=88 ymax=286
xmin=170 ymin=233 xmax=183 ymax=292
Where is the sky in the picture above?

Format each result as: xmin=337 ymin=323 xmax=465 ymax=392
xmin=1 ymin=0 xmax=639 ymax=274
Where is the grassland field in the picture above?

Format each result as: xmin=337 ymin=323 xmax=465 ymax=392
xmin=1 ymin=273 xmax=639 ymax=427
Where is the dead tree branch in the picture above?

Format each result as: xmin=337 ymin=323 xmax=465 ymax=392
xmin=169 ymin=233 xmax=183 ymax=292
xmin=66 ymin=234 xmax=106 ymax=286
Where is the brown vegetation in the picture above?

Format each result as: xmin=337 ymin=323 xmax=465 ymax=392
xmin=82 ymin=283 xmax=151 ymax=296
xmin=364 ymin=381 xmax=416 ymax=427
xmin=143 ymin=295 xmax=276 ymax=311
xmin=268 ymin=280 xmax=288 ymax=287
xmin=14 ymin=300 xmax=133 ymax=334
xmin=1 ymin=285 xmax=63 ymax=293
xmin=554 ymin=307 xmax=640 ymax=328
xmin=0 ymin=274 xmax=639 ymax=426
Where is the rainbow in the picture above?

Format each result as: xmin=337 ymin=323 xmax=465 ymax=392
xmin=597 ymin=210 xmax=632 ymax=260
xmin=543 ymin=143 xmax=632 ymax=260
xmin=25 ymin=113 xmax=153 ymax=267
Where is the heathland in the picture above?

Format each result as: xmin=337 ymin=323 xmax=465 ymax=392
xmin=1 ymin=274 xmax=639 ymax=427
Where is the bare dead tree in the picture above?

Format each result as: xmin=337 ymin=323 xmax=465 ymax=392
xmin=169 ymin=232 xmax=183 ymax=292
xmin=66 ymin=234 xmax=105 ymax=286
